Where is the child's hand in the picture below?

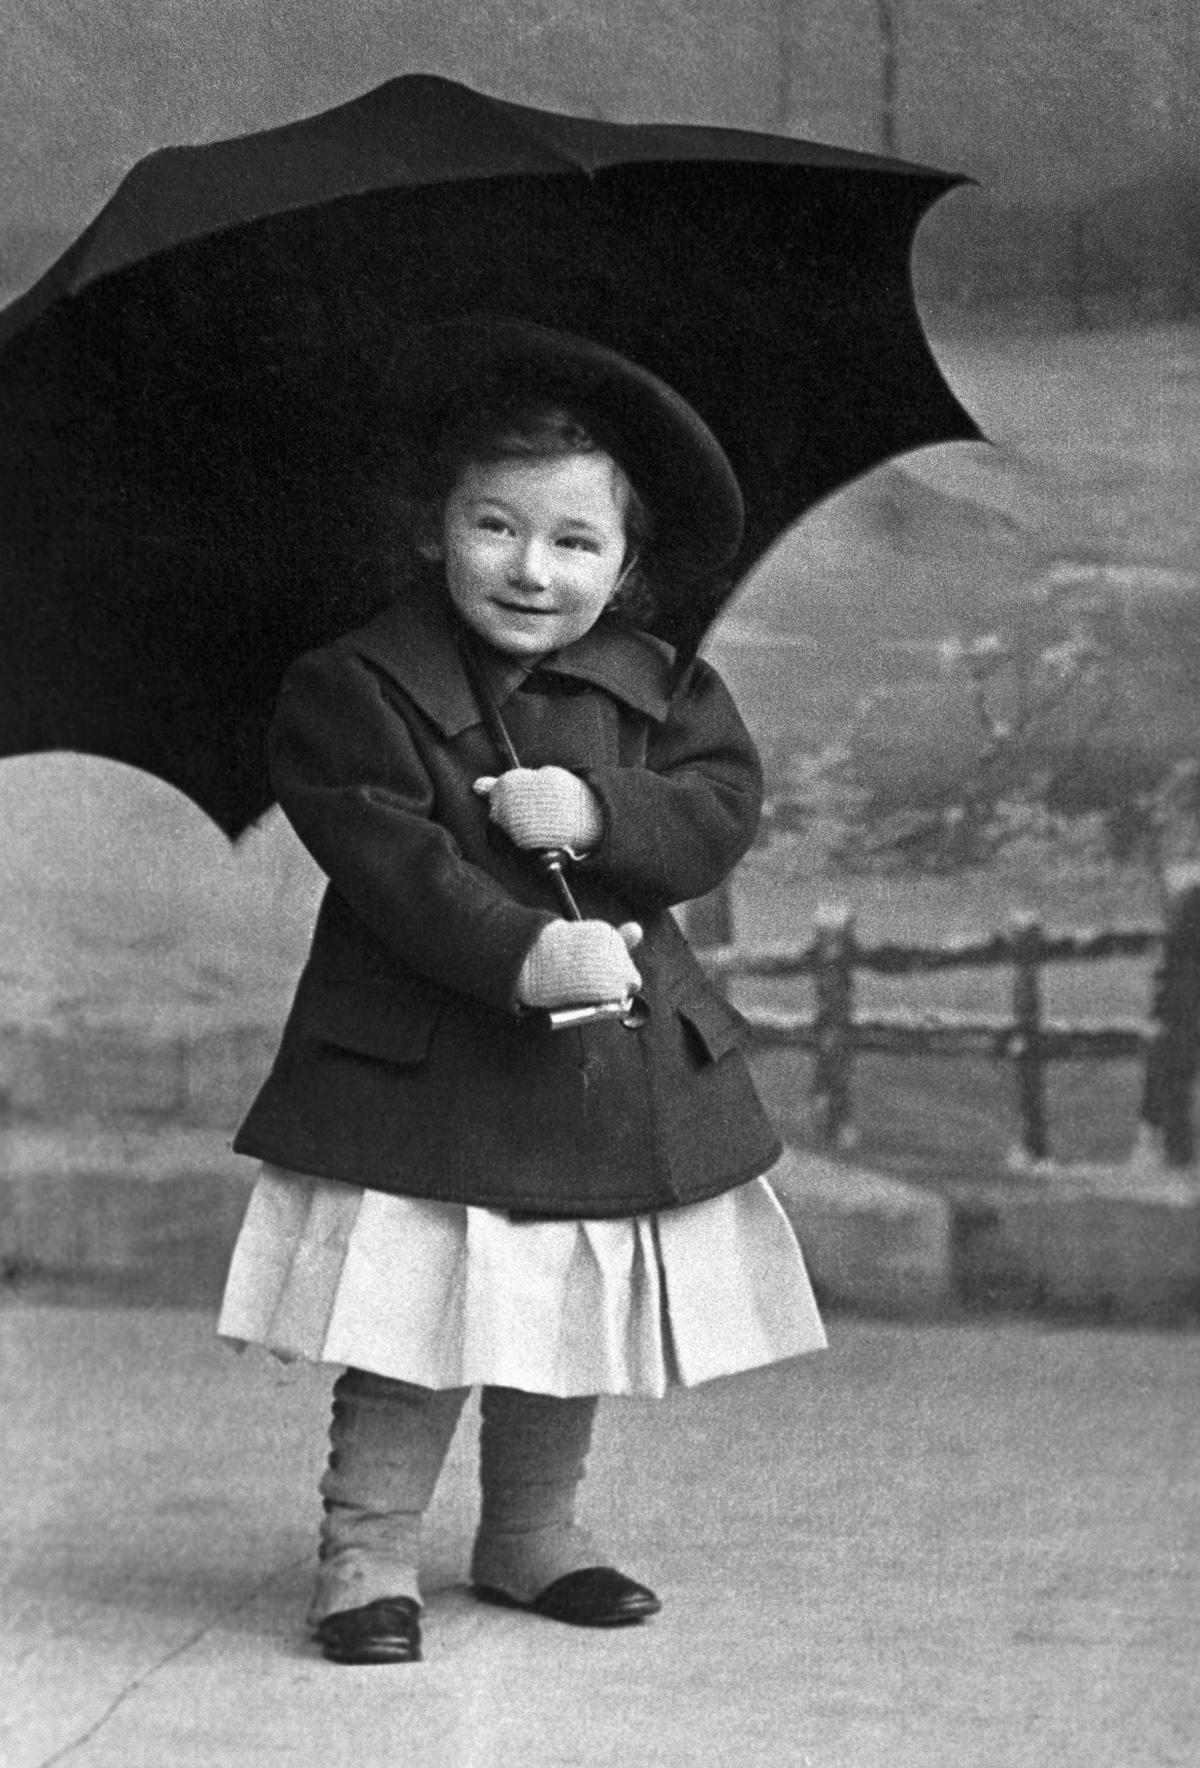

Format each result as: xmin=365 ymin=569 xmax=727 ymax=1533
xmin=474 ymin=767 xmax=603 ymax=856
xmin=515 ymin=918 xmax=643 ymax=1010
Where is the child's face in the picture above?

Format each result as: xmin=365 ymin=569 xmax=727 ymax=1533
xmin=439 ymin=452 xmax=630 ymax=659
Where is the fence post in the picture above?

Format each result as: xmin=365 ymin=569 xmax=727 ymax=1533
xmin=680 ymin=882 xmax=735 ymax=1000
xmin=1139 ymin=866 xmax=1200 ymax=1168
xmin=680 ymin=881 xmax=735 ymax=953
xmin=1010 ymin=912 xmax=1049 ymax=1165
xmin=812 ymin=903 xmax=856 ymax=1151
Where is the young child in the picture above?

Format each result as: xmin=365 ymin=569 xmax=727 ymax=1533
xmin=218 ymin=317 xmax=825 ymax=1665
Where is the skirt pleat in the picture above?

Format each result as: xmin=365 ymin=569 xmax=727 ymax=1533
xmin=218 ymin=1162 xmax=826 ymax=1398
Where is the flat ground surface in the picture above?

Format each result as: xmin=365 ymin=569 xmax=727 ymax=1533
xmin=2 ymin=1307 xmax=1197 ymax=1768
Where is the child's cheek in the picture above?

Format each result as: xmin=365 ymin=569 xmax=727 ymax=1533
xmin=478 ymin=536 xmax=512 ymax=571
xmin=459 ymin=538 xmax=496 ymax=578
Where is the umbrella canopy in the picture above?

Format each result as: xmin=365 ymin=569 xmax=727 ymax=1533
xmin=0 ymin=73 xmax=979 ymax=836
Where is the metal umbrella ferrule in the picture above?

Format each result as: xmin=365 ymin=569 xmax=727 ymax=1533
xmin=546 ymin=994 xmax=649 ymax=1032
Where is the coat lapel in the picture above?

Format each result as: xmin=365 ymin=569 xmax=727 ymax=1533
xmin=336 ymin=574 xmax=677 ymax=737
xmin=539 ymin=624 xmax=676 ymax=724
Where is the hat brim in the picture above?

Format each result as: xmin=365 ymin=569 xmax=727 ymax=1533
xmin=382 ymin=317 xmax=744 ymax=577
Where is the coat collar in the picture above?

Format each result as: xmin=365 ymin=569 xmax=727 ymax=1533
xmin=336 ymin=572 xmax=677 ymax=737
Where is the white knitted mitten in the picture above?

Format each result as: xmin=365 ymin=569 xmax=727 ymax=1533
xmin=474 ymin=767 xmax=603 ymax=855
xmin=516 ymin=920 xmax=642 ymax=1010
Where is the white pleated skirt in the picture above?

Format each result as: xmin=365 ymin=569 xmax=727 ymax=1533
xmin=218 ymin=1161 xmax=826 ymax=1399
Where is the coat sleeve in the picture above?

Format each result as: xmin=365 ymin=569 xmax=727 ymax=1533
xmin=268 ymin=647 xmax=554 ymax=1012
xmin=579 ymin=657 xmax=764 ymax=911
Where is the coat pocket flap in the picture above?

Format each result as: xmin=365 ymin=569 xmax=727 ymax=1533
xmin=670 ymin=982 xmax=746 ymax=1062
xmin=303 ymin=983 xmax=442 ymax=1067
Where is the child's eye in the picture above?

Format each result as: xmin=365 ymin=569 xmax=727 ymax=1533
xmin=557 ymin=535 xmax=600 ymax=553
xmin=476 ymin=516 xmax=513 ymax=535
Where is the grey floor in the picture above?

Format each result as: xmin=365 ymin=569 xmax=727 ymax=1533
xmin=3 ymin=1306 xmax=1197 ymax=1768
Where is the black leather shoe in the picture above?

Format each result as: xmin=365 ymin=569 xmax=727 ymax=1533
xmin=474 ymin=1567 xmax=661 ymax=1627
xmin=314 ymin=1596 xmax=423 ymax=1664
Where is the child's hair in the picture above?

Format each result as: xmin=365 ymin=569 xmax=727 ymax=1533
xmin=381 ymin=392 xmax=661 ymax=629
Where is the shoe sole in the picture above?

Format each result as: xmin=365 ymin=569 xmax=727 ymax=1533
xmin=317 ymin=1639 xmax=423 ymax=1665
xmin=473 ymin=1583 xmax=661 ymax=1627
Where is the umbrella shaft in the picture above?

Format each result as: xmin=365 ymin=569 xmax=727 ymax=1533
xmin=538 ymin=851 xmax=582 ymax=921
xmin=461 ymin=636 xmax=650 ymax=1030
xmin=460 ymin=636 xmax=583 ymax=920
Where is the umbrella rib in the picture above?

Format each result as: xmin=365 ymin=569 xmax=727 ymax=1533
xmin=0 ymin=75 xmax=979 ymax=838
xmin=477 ymin=89 xmax=603 ymax=180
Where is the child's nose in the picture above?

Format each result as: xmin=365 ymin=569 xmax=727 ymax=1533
xmin=514 ymin=538 xmax=553 ymax=590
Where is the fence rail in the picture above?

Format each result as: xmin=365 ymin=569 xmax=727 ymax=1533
xmin=733 ymin=1008 xmax=1147 ymax=1063
xmin=703 ymin=926 xmax=1162 ymax=981
xmin=694 ymin=875 xmax=1200 ymax=1168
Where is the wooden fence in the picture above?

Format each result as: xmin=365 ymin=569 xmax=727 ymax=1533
xmin=694 ymin=877 xmax=1200 ymax=1169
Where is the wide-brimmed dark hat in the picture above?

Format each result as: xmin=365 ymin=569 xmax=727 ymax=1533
xmin=383 ymin=316 xmax=745 ymax=577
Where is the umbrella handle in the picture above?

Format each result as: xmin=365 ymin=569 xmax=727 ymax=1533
xmin=461 ymin=637 xmax=649 ymax=1030
xmin=532 ymin=851 xmax=650 ymax=1029
xmin=546 ymin=995 xmax=649 ymax=1031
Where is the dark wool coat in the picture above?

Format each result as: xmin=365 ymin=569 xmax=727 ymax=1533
xmin=233 ymin=574 xmax=782 ymax=1216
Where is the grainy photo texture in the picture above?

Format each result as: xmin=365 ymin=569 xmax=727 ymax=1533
xmin=1 ymin=7 xmax=1197 ymax=1765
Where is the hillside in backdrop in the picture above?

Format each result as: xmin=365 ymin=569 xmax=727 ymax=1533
xmin=709 ymin=320 xmax=1200 ymax=805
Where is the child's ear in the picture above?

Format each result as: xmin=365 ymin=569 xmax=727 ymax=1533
xmin=610 ymin=551 xmax=640 ymax=598
xmin=406 ymin=496 xmax=444 ymax=562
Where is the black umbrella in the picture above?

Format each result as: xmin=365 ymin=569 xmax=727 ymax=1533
xmin=0 ymin=73 xmax=979 ymax=837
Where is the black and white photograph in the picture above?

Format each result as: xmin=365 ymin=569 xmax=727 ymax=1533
xmin=1 ymin=5 xmax=1197 ymax=1764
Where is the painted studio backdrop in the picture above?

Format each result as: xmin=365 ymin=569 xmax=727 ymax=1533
xmin=0 ymin=1 xmax=1197 ymax=1273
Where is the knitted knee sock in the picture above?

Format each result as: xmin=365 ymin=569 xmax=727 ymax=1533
xmin=311 ymin=1368 xmax=469 ymax=1623
xmin=470 ymin=1386 xmax=601 ymax=1603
